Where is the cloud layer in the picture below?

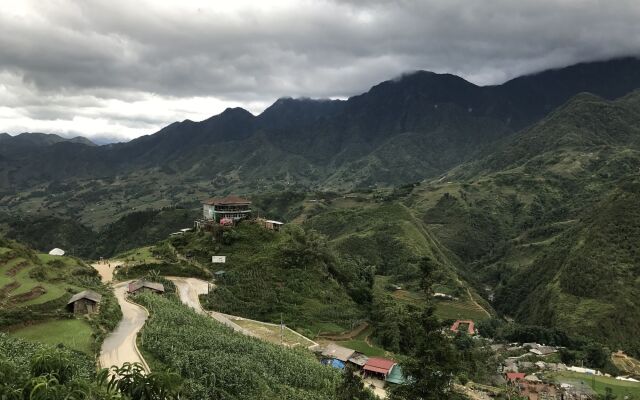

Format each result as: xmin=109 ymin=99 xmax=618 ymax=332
xmin=1 ymin=0 xmax=639 ymax=142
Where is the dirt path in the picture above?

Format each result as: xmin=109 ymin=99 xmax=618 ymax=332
xmin=399 ymin=204 xmax=492 ymax=318
xmin=91 ymin=260 xmax=124 ymax=283
xmin=317 ymin=322 xmax=369 ymax=340
xmin=166 ymin=277 xmax=256 ymax=337
xmin=464 ymin=287 xmax=491 ymax=317
xmin=99 ymin=281 xmax=150 ymax=373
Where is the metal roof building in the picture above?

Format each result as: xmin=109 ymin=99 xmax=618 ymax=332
xmin=321 ymin=343 xmax=356 ymax=362
xmin=128 ymin=280 xmax=165 ymax=294
xmin=363 ymin=357 xmax=396 ymax=377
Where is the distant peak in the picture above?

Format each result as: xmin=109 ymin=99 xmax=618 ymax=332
xmin=220 ymin=107 xmax=254 ymax=117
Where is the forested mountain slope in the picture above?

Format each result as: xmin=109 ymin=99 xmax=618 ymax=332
xmin=408 ymin=90 xmax=640 ymax=354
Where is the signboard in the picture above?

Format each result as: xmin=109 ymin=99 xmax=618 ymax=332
xmin=212 ymin=256 xmax=226 ymax=263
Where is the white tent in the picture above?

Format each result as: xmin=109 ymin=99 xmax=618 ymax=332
xmin=48 ymin=248 xmax=65 ymax=256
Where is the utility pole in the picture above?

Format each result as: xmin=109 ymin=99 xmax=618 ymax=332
xmin=280 ymin=313 xmax=284 ymax=346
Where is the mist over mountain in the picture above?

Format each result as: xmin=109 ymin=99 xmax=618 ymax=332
xmin=2 ymin=57 xmax=640 ymax=193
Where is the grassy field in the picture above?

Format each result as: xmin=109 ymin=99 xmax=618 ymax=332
xmin=114 ymin=246 xmax=162 ymax=264
xmin=36 ymin=253 xmax=81 ymax=266
xmin=549 ymin=371 xmax=640 ymax=398
xmin=339 ymin=339 xmax=387 ymax=357
xmin=234 ymin=318 xmax=316 ymax=348
xmin=306 ymin=321 xmax=348 ymax=336
xmin=375 ymin=276 xmax=489 ymax=322
xmin=328 ymin=326 xmax=388 ymax=358
xmin=10 ymin=319 xmax=94 ymax=354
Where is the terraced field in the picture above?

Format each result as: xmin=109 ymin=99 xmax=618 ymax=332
xmin=0 ymin=252 xmax=80 ymax=308
xmin=612 ymin=352 xmax=640 ymax=378
xmin=0 ymin=242 xmax=115 ymax=319
xmin=434 ymin=298 xmax=491 ymax=322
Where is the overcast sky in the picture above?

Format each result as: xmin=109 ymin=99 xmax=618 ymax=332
xmin=1 ymin=0 xmax=639 ymax=143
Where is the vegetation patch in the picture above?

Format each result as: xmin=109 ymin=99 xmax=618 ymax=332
xmin=9 ymin=319 xmax=94 ymax=355
xmin=548 ymin=371 xmax=640 ymax=398
xmin=137 ymin=292 xmax=341 ymax=400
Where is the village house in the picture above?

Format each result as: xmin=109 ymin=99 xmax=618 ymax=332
xmin=321 ymin=343 xmax=356 ymax=365
xmin=263 ymin=219 xmax=284 ymax=231
xmin=202 ymin=195 xmax=252 ymax=223
xmin=506 ymin=372 xmax=526 ymax=385
xmin=525 ymin=342 xmax=558 ymax=356
xmin=128 ymin=280 xmax=165 ymax=295
xmin=363 ymin=357 xmax=396 ymax=380
xmin=450 ymin=319 xmax=476 ymax=335
xmin=348 ymin=352 xmax=369 ymax=368
xmin=67 ymin=290 xmax=102 ymax=314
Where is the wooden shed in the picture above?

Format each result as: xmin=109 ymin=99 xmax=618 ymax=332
xmin=128 ymin=280 xmax=165 ymax=295
xmin=67 ymin=290 xmax=102 ymax=314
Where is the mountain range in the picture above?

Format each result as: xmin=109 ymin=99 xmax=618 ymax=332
xmin=2 ymin=56 xmax=640 ymax=354
xmin=2 ymin=57 xmax=640 ymax=193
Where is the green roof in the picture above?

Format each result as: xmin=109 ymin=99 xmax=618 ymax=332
xmin=386 ymin=364 xmax=406 ymax=384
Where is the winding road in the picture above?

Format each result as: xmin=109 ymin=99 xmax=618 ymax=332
xmin=92 ymin=262 xmax=150 ymax=373
xmin=99 ymin=281 xmax=150 ymax=372
xmin=93 ymin=266 xmax=288 ymax=374
xmin=167 ymin=276 xmax=256 ymax=337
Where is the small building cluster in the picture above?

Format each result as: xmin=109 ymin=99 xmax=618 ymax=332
xmin=317 ymin=343 xmax=405 ymax=387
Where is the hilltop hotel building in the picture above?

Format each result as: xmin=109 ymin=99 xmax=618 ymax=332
xmin=202 ymin=195 xmax=252 ymax=222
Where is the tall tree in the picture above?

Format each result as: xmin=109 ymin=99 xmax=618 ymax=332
xmin=389 ymin=257 xmax=459 ymax=400
xmin=336 ymin=365 xmax=377 ymax=400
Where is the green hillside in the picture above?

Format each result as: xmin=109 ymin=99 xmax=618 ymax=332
xmin=0 ymin=207 xmax=198 ymax=259
xmin=0 ymin=237 xmax=121 ymax=354
xmin=169 ymin=223 xmax=363 ymax=335
xmin=406 ymin=91 xmax=640 ymax=355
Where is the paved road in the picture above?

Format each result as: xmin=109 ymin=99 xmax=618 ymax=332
xmin=167 ymin=276 xmax=255 ymax=337
xmin=99 ymin=281 xmax=150 ymax=373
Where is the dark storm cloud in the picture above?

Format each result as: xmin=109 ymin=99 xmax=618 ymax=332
xmin=1 ymin=0 xmax=639 ymax=141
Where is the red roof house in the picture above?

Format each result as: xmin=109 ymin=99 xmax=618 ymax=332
xmin=450 ymin=320 xmax=476 ymax=335
xmin=363 ymin=357 xmax=396 ymax=377
xmin=506 ymin=372 xmax=526 ymax=383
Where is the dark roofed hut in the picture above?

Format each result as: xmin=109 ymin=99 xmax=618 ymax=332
xmin=67 ymin=290 xmax=102 ymax=314
xmin=128 ymin=280 xmax=165 ymax=295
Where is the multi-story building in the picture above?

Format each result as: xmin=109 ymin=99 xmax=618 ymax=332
xmin=202 ymin=195 xmax=252 ymax=222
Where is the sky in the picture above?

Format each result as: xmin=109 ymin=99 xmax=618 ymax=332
xmin=1 ymin=0 xmax=639 ymax=143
